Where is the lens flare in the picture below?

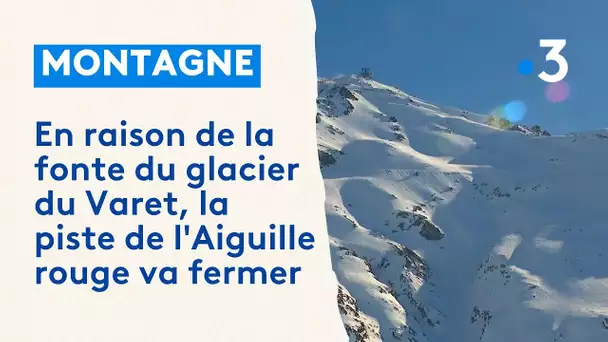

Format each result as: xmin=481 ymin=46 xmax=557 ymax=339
xmin=545 ymin=81 xmax=570 ymax=103
xmin=504 ymin=100 xmax=526 ymax=122
xmin=490 ymin=106 xmax=506 ymax=118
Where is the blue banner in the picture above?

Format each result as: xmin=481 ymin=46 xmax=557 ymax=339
xmin=34 ymin=45 xmax=261 ymax=88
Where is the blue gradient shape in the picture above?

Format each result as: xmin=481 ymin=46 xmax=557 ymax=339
xmin=518 ymin=59 xmax=533 ymax=76
xmin=504 ymin=100 xmax=526 ymax=122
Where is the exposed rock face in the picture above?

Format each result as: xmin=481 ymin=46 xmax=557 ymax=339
xmin=394 ymin=210 xmax=445 ymax=240
xmin=317 ymin=82 xmax=358 ymax=117
xmin=337 ymin=284 xmax=382 ymax=342
xmin=509 ymin=124 xmax=551 ymax=136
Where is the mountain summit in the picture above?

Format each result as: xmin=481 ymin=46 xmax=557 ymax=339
xmin=317 ymin=75 xmax=608 ymax=342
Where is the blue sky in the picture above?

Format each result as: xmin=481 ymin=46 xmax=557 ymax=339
xmin=312 ymin=0 xmax=608 ymax=134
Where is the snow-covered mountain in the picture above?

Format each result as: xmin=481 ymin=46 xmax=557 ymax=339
xmin=317 ymin=75 xmax=608 ymax=342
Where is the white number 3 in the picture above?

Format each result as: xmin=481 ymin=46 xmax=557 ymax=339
xmin=538 ymin=39 xmax=568 ymax=83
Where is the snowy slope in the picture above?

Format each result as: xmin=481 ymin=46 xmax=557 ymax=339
xmin=317 ymin=75 xmax=608 ymax=342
